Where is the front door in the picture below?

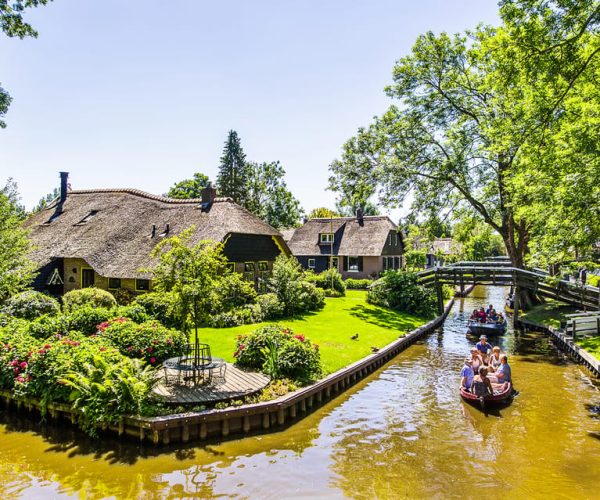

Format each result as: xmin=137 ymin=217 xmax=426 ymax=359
xmin=82 ymin=268 xmax=95 ymax=288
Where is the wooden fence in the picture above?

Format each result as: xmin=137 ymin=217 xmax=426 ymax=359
xmin=566 ymin=312 xmax=600 ymax=341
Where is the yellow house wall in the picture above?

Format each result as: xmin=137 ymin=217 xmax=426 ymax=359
xmin=62 ymin=258 xmax=152 ymax=294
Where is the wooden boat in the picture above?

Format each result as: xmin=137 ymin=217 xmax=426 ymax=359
xmin=460 ymin=382 xmax=513 ymax=408
xmin=467 ymin=321 xmax=507 ymax=336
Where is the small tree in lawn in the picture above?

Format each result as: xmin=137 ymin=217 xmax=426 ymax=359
xmin=150 ymin=227 xmax=228 ymax=353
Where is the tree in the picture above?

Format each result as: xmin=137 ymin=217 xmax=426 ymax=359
xmin=246 ymin=161 xmax=304 ymax=228
xmin=32 ymin=187 xmax=60 ymax=213
xmin=216 ymin=130 xmax=251 ymax=205
xmin=452 ymin=214 xmax=505 ymax=261
xmin=1 ymin=0 xmax=54 ymax=128
xmin=0 ymin=189 xmax=37 ymax=302
xmin=329 ymin=1 xmax=600 ymax=273
xmin=307 ymin=207 xmax=340 ymax=219
xmin=167 ymin=172 xmax=210 ymax=199
xmin=1 ymin=178 xmax=26 ymax=219
xmin=335 ymin=199 xmax=380 ymax=217
xmin=150 ymin=227 xmax=228 ymax=346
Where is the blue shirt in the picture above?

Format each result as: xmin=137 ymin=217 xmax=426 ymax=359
xmin=476 ymin=342 xmax=490 ymax=355
xmin=460 ymin=365 xmax=474 ymax=388
xmin=496 ymin=363 xmax=512 ymax=383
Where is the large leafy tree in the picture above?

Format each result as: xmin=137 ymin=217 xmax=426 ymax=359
xmin=216 ymin=130 xmax=251 ymax=205
xmin=246 ymin=161 xmax=304 ymax=229
xmin=307 ymin=207 xmax=340 ymax=219
xmin=329 ymin=0 xmax=600 ymax=270
xmin=1 ymin=0 xmax=54 ymax=127
xmin=167 ymin=172 xmax=210 ymax=199
xmin=0 ymin=181 xmax=37 ymax=302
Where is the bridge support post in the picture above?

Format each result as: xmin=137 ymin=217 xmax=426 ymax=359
xmin=435 ymin=274 xmax=444 ymax=316
xmin=513 ymin=285 xmax=520 ymax=322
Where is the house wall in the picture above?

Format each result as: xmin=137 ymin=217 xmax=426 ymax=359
xmin=341 ymin=256 xmax=380 ymax=279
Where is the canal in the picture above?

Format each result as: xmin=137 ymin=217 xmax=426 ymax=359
xmin=1 ymin=286 xmax=599 ymax=498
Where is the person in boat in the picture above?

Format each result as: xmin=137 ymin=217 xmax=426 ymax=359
xmin=476 ymin=335 xmax=491 ymax=362
xmin=469 ymin=348 xmax=483 ymax=373
xmin=460 ymin=358 xmax=475 ymax=390
xmin=476 ymin=307 xmax=487 ymax=323
xmin=469 ymin=309 xmax=479 ymax=321
xmin=487 ymin=308 xmax=498 ymax=323
xmin=488 ymin=346 xmax=502 ymax=370
xmin=494 ymin=354 xmax=512 ymax=385
xmin=471 ymin=366 xmax=493 ymax=398
xmin=485 ymin=304 xmax=495 ymax=316
xmin=496 ymin=313 xmax=506 ymax=325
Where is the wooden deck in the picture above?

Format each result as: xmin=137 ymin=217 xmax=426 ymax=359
xmin=152 ymin=363 xmax=270 ymax=405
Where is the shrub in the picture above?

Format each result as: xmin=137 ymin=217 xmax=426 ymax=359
xmin=112 ymin=287 xmax=136 ymax=305
xmin=28 ymin=314 xmax=67 ymax=339
xmin=344 ymin=278 xmax=372 ymax=290
xmin=2 ymin=291 xmax=60 ymax=320
xmin=298 ymin=281 xmax=325 ymax=312
xmin=134 ymin=292 xmax=179 ymax=329
xmin=234 ymin=325 xmax=321 ymax=384
xmin=307 ymin=268 xmax=346 ymax=295
xmin=404 ymin=250 xmax=427 ymax=270
xmin=99 ymin=318 xmax=187 ymax=364
xmin=62 ymin=287 xmax=117 ymax=312
xmin=65 ymin=306 xmax=113 ymax=335
xmin=115 ymin=304 xmax=150 ymax=323
xmin=207 ymin=304 xmax=262 ymax=328
xmin=368 ymin=270 xmax=437 ymax=317
xmin=256 ymin=293 xmax=284 ymax=320
xmin=215 ymin=272 xmax=257 ymax=311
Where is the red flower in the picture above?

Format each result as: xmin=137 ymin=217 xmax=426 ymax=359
xmin=147 ymin=347 xmax=153 ymax=353
xmin=20 ymin=361 xmax=27 ymax=369
xmin=44 ymin=344 xmax=52 ymax=349
xmin=294 ymin=334 xmax=305 ymax=342
xmin=150 ymin=357 xmax=156 ymax=364
xmin=99 ymin=347 xmax=106 ymax=352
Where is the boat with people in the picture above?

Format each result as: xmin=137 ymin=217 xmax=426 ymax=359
xmin=467 ymin=303 xmax=507 ymax=336
xmin=460 ymin=382 xmax=513 ymax=408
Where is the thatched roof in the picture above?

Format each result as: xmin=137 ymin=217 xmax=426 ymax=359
xmin=280 ymin=228 xmax=296 ymax=243
xmin=287 ymin=216 xmax=399 ymax=256
xmin=24 ymin=189 xmax=287 ymax=279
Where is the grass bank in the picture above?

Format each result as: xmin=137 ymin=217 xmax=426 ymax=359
xmin=197 ymin=290 xmax=428 ymax=375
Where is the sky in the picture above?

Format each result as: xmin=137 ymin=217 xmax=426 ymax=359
xmin=0 ymin=0 xmax=500 ymax=214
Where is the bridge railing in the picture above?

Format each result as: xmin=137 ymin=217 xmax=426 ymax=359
xmin=566 ymin=312 xmax=600 ymax=341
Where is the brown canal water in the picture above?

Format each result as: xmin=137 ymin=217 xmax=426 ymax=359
xmin=1 ymin=286 xmax=600 ymax=499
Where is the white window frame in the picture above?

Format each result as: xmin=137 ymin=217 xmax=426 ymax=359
xmin=308 ymin=258 xmax=316 ymax=269
xmin=320 ymin=233 xmax=334 ymax=244
xmin=329 ymin=256 xmax=339 ymax=269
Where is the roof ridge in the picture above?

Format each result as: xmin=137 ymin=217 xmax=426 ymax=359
xmin=68 ymin=189 xmax=233 ymax=205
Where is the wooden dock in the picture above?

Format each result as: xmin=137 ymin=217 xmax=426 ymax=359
xmin=153 ymin=364 xmax=270 ymax=404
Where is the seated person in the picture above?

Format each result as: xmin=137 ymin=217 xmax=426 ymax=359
xmin=485 ymin=304 xmax=495 ymax=316
xmin=487 ymin=308 xmax=498 ymax=322
xmin=488 ymin=346 xmax=502 ymax=370
xmin=496 ymin=313 xmax=506 ymax=325
xmin=477 ymin=307 xmax=487 ymax=323
xmin=476 ymin=335 xmax=491 ymax=362
xmin=494 ymin=354 xmax=512 ymax=386
xmin=469 ymin=309 xmax=479 ymax=321
xmin=471 ymin=366 xmax=493 ymax=397
xmin=470 ymin=348 xmax=484 ymax=373
xmin=460 ymin=358 xmax=475 ymax=390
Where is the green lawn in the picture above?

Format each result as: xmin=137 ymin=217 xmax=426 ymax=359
xmin=521 ymin=300 xmax=576 ymax=329
xmin=196 ymin=290 xmax=427 ymax=375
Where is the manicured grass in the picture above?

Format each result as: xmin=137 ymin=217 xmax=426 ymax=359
xmin=521 ymin=300 xmax=576 ymax=329
xmin=196 ymin=290 xmax=428 ymax=375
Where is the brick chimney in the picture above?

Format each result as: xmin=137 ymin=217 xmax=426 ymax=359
xmin=356 ymin=208 xmax=364 ymax=226
xmin=59 ymin=172 xmax=69 ymax=203
xmin=201 ymin=183 xmax=217 ymax=205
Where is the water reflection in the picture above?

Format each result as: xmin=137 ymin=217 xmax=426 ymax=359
xmin=1 ymin=286 xmax=599 ymax=498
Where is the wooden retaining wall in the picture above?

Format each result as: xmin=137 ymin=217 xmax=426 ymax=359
xmin=0 ymin=299 xmax=455 ymax=446
xmin=515 ymin=318 xmax=600 ymax=377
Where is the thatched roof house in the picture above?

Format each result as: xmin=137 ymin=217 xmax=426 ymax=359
xmin=25 ymin=174 xmax=290 ymax=295
xmin=287 ymin=212 xmax=404 ymax=278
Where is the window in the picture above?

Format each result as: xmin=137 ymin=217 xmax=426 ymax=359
xmin=329 ymin=257 xmax=339 ymax=269
xmin=258 ymin=261 xmax=269 ymax=271
xmin=244 ymin=262 xmax=255 ymax=272
xmin=135 ymin=279 xmax=150 ymax=292
xmin=227 ymin=262 xmax=235 ymax=272
xmin=388 ymin=233 xmax=393 ymax=245
xmin=42 ymin=211 xmax=62 ymax=225
xmin=319 ymin=233 xmax=334 ymax=244
xmin=108 ymin=278 xmax=121 ymax=290
xmin=81 ymin=268 xmax=95 ymax=288
xmin=308 ymin=258 xmax=316 ymax=269
xmin=348 ymin=256 xmax=360 ymax=272
xmin=75 ymin=210 xmax=98 ymax=225
xmin=394 ymin=233 xmax=398 ymax=246
xmin=383 ymin=257 xmax=388 ymax=271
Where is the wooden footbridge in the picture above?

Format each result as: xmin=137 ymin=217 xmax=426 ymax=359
xmin=417 ymin=260 xmax=600 ymax=316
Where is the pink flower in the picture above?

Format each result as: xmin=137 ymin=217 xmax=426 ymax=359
xmin=150 ymin=357 xmax=156 ymax=364
xmin=294 ymin=334 xmax=305 ymax=342
xmin=9 ymin=360 xmax=18 ymax=367
xmin=20 ymin=361 xmax=28 ymax=369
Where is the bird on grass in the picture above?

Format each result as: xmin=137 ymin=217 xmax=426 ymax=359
xmin=351 ymin=333 xmax=359 ymax=340
xmin=370 ymin=346 xmax=379 ymax=353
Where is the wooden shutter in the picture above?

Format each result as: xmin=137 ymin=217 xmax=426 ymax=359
xmin=358 ymin=256 xmax=363 ymax=272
